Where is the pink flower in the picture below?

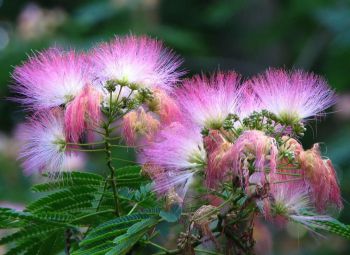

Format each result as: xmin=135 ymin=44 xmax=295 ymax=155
xmin=143 ymin=163 xmax=195 ymax=198
xmin=203 ymin=130 xmax=232 ymax=188
xmin=270 ymin=139 xmax=342 ymax=213
xmin=269 ymin=177 xmax=337 ymax=233
xmin=239 ymin=83 xmax=262 ymax=119
xmin=270 ymin=182 xmax=311 ymax=225
xmin=248 ymin=69 xmax=336 ymax=123
xmin=149 ymin=89 xmax=183 ymax=124
xmin=219 ymin=130 xmax=278 ymax=190
xmin=299 ymin=144 xmax=343 ymax=211
xmin=175 ymin=72 xmax=243 ymax=129
xmin=141 ymin=122 xmax=206 ymax=171
xmin=62 ymin=153 xmax=86 ymax=171
xmin=268 ymin=138 xmax=306 ymax=200
xmin=122 ymin=107 xmax=160 ymax=145
xmin=140 ymin=122 xmax=206 ymax=195
xmin=17 ymin=110 xmax=70 ymax=175
xmin=12 ymin=48 xmax=89 ymax=110
xmin=65 ymin=85 xmax=103 ymax=143
xmin=90 ymin=35 xmax=183 ymax=91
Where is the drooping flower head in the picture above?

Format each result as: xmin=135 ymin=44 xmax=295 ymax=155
xmin=248 ymin=69 xmax=336 ymax=124
xmin=17 ymin=110 xmax=70 ymax=175
xmin=269 ymin=139 xmax=342 ymax=213
xmin=203 ymin=130 xmax=232 ymax=188
xmin=90 ymin=35 xmax=183 ymax=91
xmin=12 ymin=48 xmax=89 ymax=110
xmin=65 ymin=85 xmax=103 ymax=143
xmin=299 ymin=144 xmax=343 ymax=211
xmin=175 ymin=72 xmax=242 ymax=129
xmin=218 ymin=130 xmax=278 ymax=190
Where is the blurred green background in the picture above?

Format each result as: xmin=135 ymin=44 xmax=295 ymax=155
xmin=0 ymin=0 xmax=349 ymax=254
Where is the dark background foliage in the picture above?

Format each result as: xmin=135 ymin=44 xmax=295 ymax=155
xmin=0 ymin=0 xmax=349 ymax=254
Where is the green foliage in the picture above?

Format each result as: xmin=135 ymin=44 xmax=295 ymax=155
xmin=114 ymin=165 xmax=149 ymax=188
xmin=107 ymin=218 xmax=158 ymax=255
xmin=27 ymin=186 xmax=98 ymax=213
xmin=315 ymin=218 xmax=350 ymax=239
xmin=31 ymin=172 xmax=104 ymax=192
xmin=72 ymin=212 xmax=160 ymax=255
xmin=294 ymin=214 xmax=350 ymax=239
xmin=1 ymin=166 xmax=350 ymax=255
xmin=0 ymin=169 xmax=156 ymax=255
xmin=0 ymin=225 xmax=63 ymax=245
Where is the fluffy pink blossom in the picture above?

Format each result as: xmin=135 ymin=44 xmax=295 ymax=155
xmin=12 ymin=48 xmax=89 ymax=110
xmin=239 ymin=83 xmax=262 ymax=119
xmin=269 ymin=139 xmax=342 ymax=212
xmin=17 ymin=110 xmax=70 ymax=175
xmin=65 ymin=85 xmax=103 ymax=143
xmin=248 ymin=69 xmax=336 ymax=123
xmin=269 ymin=182 xmax=311 ymax=225
xmin=268 ymin=139 xmax=306 ymax=202
xmin=175 ymin=72 xmax=242 ymax=129
xmin=140 ymin=122 xmax=206 ymax=196
xmin=299 ymin=144 xmax=343 ymax=211
xmin=123 ymin=89 xmax=182 ymax=146
xmin=219 ymin=130 xmax=278 ymax=190
xmin=203 ymin=130 xmax=232 ymax=188
xmin=141 ymin=122 xmax=206 ymax=170
xmin=122 ymin=107 xmax=160 ymax=145
xmin=269 ymin=178 xmax=337 ymax=233
xmin=90 ymin=35 xmax=183 ymax=91
xmin=150 ymin=89 xmax=183 ymax=124
xmin=143 ymin=163 xmax=194 ymax=198
xmin=62 ymin=153 xmax=86 ymax=171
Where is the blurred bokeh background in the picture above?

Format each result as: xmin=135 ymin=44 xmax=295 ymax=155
xmin=0 ymin=0 xmax=349 ymax=254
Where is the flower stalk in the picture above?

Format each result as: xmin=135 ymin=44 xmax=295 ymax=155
xmin=104 ymin=89 xmax=120 ymax=216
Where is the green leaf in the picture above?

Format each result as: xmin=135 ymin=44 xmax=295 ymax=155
xmin=32 ymin=171 xmax=104 ymax=192
xmin=0 ymin=226 xmax=63 ymax=245
xmin=107 ymin=218 xmax=158 ymax=255
xmin=292 ymin=214 xmax=350 ymax=239
xmin=74 ymin=211 xmax=161 ymax=255
xmin=159 ymin=204 xmax=182 ymax=223
xmin=0 ymin=207 xmax=72 ymax=227
xmin=4 ymin=238 xmax=40 ymax=255
xmin=71 ymin=242 xmax=116 ymax=255
xmin=115 ymin=165 xmax=149 ymax=187
xmin=26 ymin=186 xmax=98 ymax=213
xmin=79 ymin=214 xmax=153 ymax=247
xmin=106 ymin=236 xmax=141 ymax=255
xmin=312 ymin=218 xmax=350 ymax=239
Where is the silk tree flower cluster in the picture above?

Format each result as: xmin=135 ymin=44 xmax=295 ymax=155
xmin=139 ymin=70 xmax=342 ymax=233
xmin=12 ymin=35 xmax=182 ymax=174
xmin=11 ymin=34 xmax=343 ymax=252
